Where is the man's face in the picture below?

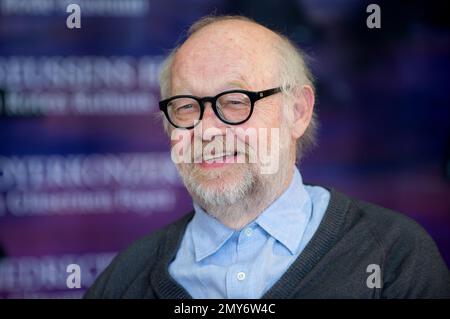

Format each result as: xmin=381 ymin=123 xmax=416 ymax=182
xmin=168 ymin=21 xmax=295 ymax=209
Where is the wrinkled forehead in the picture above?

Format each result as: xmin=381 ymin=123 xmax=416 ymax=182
xmin=171 ymin=21 xmax=280 ymax=95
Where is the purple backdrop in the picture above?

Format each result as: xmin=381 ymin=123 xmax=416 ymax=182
xmin=0 ymin=0 xmax=449 ymax=298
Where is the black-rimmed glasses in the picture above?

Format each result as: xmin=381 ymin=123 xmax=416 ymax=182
xmin=159 ymin=87 xmax=282 ymax=129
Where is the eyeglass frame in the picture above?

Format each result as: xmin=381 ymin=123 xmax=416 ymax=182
xmin=159 ymin=87 xmax=283 ymax=129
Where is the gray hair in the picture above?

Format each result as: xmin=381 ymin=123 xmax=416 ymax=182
xmin=158 ymin=15 xmax=318 ymax=161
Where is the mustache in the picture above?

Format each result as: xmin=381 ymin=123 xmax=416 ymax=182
xmin=190 ymin=136 xmax=256 ymax=162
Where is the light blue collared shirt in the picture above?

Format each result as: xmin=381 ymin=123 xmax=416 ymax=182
xmin=168 ymin=168 xmax=330 ymax=299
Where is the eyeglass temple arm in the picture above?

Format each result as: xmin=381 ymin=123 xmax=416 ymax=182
xmin=257 ymin=87 xmax=283 ymax=99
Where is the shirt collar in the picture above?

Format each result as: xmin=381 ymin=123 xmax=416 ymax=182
xmin=190 ymin=167 xmax=312 ymax=261
xmin=255 ymin=168 xmax=312 ymax=254
xmin=191 ymin=203 xmax=235 ymax=262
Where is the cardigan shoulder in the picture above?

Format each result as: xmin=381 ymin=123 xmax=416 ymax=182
xmin=84 ymin=212 xmax=193 ymax=299
xmin=348 ymin=197 xmax=450 ymax=298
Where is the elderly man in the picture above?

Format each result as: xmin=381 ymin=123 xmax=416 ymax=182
xmin=85 ymin=15 xmax=450 ymax=299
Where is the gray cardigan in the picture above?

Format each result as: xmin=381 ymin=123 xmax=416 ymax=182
xmin=84 ymin=189 xmax=450 ymax=298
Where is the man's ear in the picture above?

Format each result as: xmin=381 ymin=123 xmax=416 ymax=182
xmin=292 ymin=85 xmax=314 ymax=140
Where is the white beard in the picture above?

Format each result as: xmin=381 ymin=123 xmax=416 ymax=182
xmin=177 ymin=162 xmax=258 ymax=207
xmin=174 ymin=120 xmax=294 ymax=226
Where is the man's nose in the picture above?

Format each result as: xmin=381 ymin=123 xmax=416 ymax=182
xmin=201 ymin=102 xmax=228 ymax=131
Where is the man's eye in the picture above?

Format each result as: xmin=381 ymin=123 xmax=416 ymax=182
xmin=225 ymin=100 xmax=246 ymax=107
xmin=176 ymin=104 xmax=194 ymax=111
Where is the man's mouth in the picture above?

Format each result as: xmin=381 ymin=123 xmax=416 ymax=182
xmin=203 ymin=150 xmax=238 ymax=162
xmin=199 ymin=151 xmax=239 ymax=167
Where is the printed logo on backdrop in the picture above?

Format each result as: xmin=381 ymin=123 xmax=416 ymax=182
xmin=0 ymin=153 xmax=183 ymax=217
xmin=0 ymin=56 xmax=163 ymax=117
xmin=0 ymin=0 xmax=149 ymax=16
xmin=0 ymin=253 xmax=115 ymax=298
xmin=0 ymin=0 xmax=158 ymax=118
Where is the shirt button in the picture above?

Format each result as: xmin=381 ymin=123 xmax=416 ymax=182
xmin=244 ymin=228 xmax=253 ymax=237
xmin=237 ymin=272 xmax=246 ymax=281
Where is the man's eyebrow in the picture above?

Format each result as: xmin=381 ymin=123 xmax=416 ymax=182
xmin=223 ymin=78 xmax=251 ymax=91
